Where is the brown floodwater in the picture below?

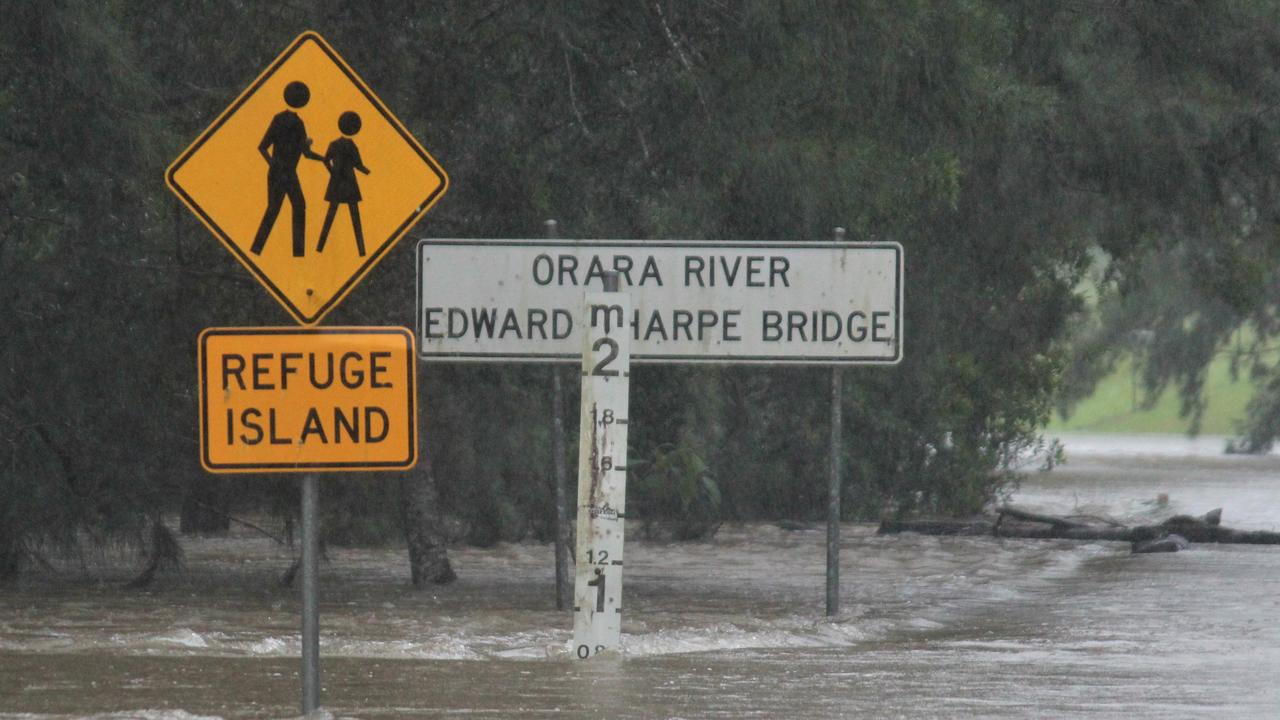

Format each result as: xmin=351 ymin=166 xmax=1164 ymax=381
xmin=2 ymin=433 xmax=1279 ymax=718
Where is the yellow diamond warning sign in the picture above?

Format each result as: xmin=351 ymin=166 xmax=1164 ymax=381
xmin=167 ymin=32 xmax=448 ymax=325
xmin=198 ymin=327 xmax=417 ymax=473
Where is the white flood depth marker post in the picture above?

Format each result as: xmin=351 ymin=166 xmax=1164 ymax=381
xmin=573 ymin=274 xmax=630 ymax=659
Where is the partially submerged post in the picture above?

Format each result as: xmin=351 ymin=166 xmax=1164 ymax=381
xmin=300 ymin=474 xmax=320 ymax=714
xmin=827 ymin=227 xmax=846 ymax=617
xmin=546 ymin=219 xmax=573 ymax=611
xmin=572 ymin=271 xmax=630 ymax=658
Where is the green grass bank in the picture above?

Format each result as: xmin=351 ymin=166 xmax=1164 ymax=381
xmin=1049 ymin=354 xmax=1255 ymax=435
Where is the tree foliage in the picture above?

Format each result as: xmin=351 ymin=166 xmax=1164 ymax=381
xmin=6 ymin=1 xmax=1269 ymax=578
xmin=1052 ymin=1 xmax=1280 ymax=445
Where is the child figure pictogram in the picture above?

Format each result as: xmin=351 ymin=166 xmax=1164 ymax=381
xmin=316 ymin=111 xmax=370 ymax=256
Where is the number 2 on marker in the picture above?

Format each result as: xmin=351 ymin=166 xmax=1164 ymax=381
xmin=591 ymin=337 xmax=620 ymax=377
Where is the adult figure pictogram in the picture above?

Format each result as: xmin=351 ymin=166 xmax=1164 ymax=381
xmin=250 ymin=81 xmax=323 ymax=258
xmin=316 ymin=111 xmax=370 ymax=256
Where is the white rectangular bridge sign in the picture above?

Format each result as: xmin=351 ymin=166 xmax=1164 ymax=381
xmin=415 ymin=239 xmax=903 ymax=365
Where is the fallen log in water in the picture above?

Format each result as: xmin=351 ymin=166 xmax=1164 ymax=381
xmin=877 ymin=506 xmax=1280 ymax=549
xmin=876 ymin=518 xmax=994 ymax=536
xmin=1151 ymin=525 xmax=1280 ymax=545
xmin=1133 ymin=534 xmax=1188 ymax=554
xmin=995 ymin=506 xmax=1092 ymax=530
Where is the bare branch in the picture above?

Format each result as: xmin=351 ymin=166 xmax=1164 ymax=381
xmin=560 ymin=37 xmax=592 ymax=137
xmin=650 ymin=1 xmax=712 ymax=121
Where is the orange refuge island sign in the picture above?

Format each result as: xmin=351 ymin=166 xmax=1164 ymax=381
xmin=198 ymin=327 xmax=417 ymax=473
xmin=167 ymin=32 xmax=448 ymax=325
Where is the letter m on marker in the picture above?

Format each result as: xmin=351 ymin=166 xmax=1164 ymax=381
xmin=589 ymin=304 xmax=625 ymax=333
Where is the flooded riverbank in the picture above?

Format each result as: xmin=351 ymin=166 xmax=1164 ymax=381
xmin=3 ymin=435 xmax=1279 ymax=718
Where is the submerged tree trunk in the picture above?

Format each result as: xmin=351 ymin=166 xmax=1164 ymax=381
xmin=400 ymin=456 xmax=456 ymax=586
xmin=126 ymin=518 xmax=184 ymax=589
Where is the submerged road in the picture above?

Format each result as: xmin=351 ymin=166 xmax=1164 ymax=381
xmin=2 ymin=434 xmax=1278 ymax=718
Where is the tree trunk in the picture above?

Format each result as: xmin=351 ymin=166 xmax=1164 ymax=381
xmin=126 ymin=519 xmax=183 ymax=589
xmin=400 ymin=456 xmax=456 ymax=586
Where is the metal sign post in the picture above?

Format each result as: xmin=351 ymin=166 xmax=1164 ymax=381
xmin=827 ymin=364 xmax=843 ymax=616
xmin=300 ymin=474 xmax=321 ymax=714
xmin=545 ymin=220 xmax=573 ymax=612
xmin=827 ymin=227 xmax=846 ymax=617
xmin=572 ymin=274 xmax=630 ymax=658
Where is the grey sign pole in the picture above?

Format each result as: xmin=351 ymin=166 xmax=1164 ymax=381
xmin=301 ymin=473 xmax=321 ymax=714
xmin=545 ymin=219 xmax=573 ymax=611
xmin=826 ymin=227 xmax=846 ymax=617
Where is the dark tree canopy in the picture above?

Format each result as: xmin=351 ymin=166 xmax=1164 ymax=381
xmin=5 ymin=1 xmax=1278 ymax=577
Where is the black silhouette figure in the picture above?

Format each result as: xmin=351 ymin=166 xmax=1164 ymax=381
xmin=250 ymin=81 xmax=322 ymax=258
xmin=316 ymin=111 xmax=370 ymax=256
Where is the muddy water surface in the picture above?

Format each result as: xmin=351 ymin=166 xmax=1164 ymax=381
xmin=2 ymin=434 xmax=1279 ymax=718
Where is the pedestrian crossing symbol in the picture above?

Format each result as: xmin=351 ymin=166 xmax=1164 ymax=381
xmin=166 ymin=31 xmax=448 ymax=325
